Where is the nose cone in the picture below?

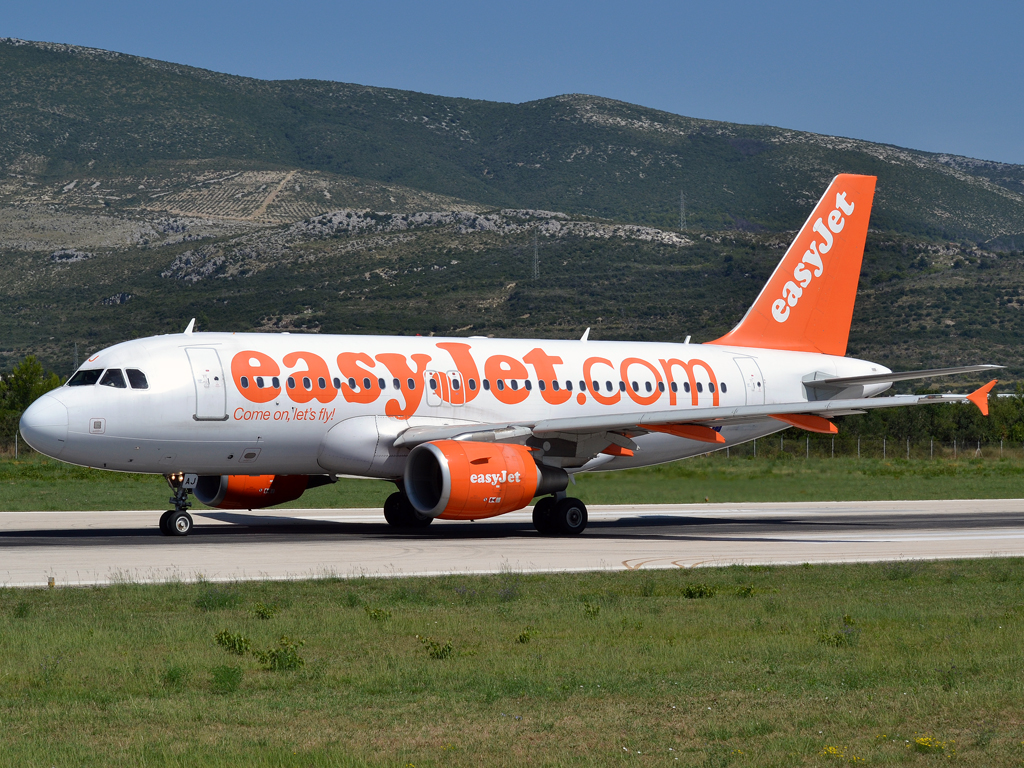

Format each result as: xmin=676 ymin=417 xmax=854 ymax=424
xmin=20 ymin=394 xmax=69 ymax=458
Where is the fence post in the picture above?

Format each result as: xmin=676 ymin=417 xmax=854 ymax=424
xmin=831 ymin=437 xmax=834 ymax=458
xmin=907 ymin=437 xmax=910 ymax=460
xmin=954 ymin=439 xmax=957 ymax=459
xmin=883 ymin=437 xmax=886 ymax=459
xmin=930 ymin=439 xmax=933 ymax=459
xmin=726 ymin=446 xmax=729 ymax=458
xmin=781 ymin=436 xmax=784 ymax=453
xmin=1001 ymin=439 xmax=1003 ymax=457
xmin=806 ymin=436 xmax=809 ymax=459
xmin=14 ymin=432 xmax=17 ymax=460
xmin=858 ymin=437 xmax=860 ymax=459
xmin=754 ymin=439 xmax=756 ymax=458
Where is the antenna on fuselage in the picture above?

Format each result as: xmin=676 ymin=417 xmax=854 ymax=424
xmin=184 ymin=318 xmax=196 ymax=335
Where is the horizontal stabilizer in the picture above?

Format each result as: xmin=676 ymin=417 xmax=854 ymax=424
xmin=812 ymin=364 xmax=1003 ymax=388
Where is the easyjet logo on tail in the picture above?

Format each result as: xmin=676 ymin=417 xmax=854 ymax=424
xmin=772 ymin=192 xmax=856 ymax=323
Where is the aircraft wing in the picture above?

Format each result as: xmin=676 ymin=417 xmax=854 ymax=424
xmin=393 ymin=380 xmax=998 ymax=450
xmin=808 ymin=364 xmax=1002 ymax=388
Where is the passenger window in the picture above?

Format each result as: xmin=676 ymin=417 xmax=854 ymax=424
xmin=497 ymin=380 xmax=505 ymax=391
xmin=721 ymin=382 xmax=728 ymax=393
xmin=318 ymin=377 xmax=327 ymax=389
xmin=100 ymin=369 xmax=127 ymax=389
xmin=697 ymin=382 xmax=704 ymax=393
xmin=452 ymin=378 xmax=461 ymax=390
xmin=240 ymin=376 xmax=250 ymax=389
xmin=378 ymin=378 xmax=386 ymax=389
xmin=645 ymin=382 xmax=652 ymax=393
xmin=591 ymin=380 xmax=598 ymax=392
xmin=272 ymin=377 xmax=280 ymax=389
xmin=483 ymin=379 xmax=491 ymax=391
xmin=429 ymin=378 xmax=438 ymax=390
xmin=619 ymin=381 xmax=626 ymax=391
xmin=348 ymin=377 xmax=356 ymax=389
xmin=538 ymin=380 xmax=546 ymax=391
xmin=683 ymin=382 xmax=691 ymax=393
xmin=393 ymin=378 xmax=401 ymax=390
xmin=566 ymin=381 xmax=573 ymax=391
xmin=552 ymin=380 xmax=560 ymax=391
xmin=709 ymin=382 xmax=716 ymax=393
xmin=407 ymin=378 xmax=416 ymax=390
xmin=126 ymin=369 xmax=149 ymax=389
xmin=658 ymin=381 xmax=665 ymax=393
xmin=468 ymin=379 xmax=477 ymax=391
xmin=68 ymin=369 xmax=103 ymax=386
xmin=287 ymin=377 xmax=296 ymax=389
xmin=510 ymin=380 xmax=518 ymax=391
xmin=605 ymin=381 xmax=613 ymax=392
xmin=302 ymin=377 xmax=312 ymax=391
xmin=255 ymin=376 xmax=265 ymax=389
xmin=333 ymin=377 xmax=341 ymax=389
xmin=631 ymin=381 xmax=639 ymax=392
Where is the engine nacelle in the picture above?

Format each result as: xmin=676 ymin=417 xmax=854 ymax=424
xmin=194 ymin=474 xmax=332 ymax=510
xmin=404 ymin=440 xmax=568 ymax=520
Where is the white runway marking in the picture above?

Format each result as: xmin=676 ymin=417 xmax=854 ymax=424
xmin=2 ymin=499 xmax=1023 ymax=587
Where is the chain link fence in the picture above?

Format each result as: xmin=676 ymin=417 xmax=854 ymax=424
xmin=719 ymin=435 xmax=1021 ymax=461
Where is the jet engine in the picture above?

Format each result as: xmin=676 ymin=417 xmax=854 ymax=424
xmin=193 ymin=474 xmax=333 ymax=509
xmin=404 ymin=440 xmax=568 ymax=520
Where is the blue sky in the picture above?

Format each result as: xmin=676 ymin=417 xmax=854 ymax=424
xmin=6 ymin=0 xmax=1023 ymax=164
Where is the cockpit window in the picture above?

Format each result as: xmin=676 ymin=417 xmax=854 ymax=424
xmin=99 ymin=369 xmax=127 ymax=389
xmin=67 ymin=369 xmax=103 ymax=386
xmin=126 ymin=369 xmax=149 ymax=389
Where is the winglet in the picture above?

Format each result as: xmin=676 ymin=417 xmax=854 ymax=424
xmin=184 ymin=318 xmax=196 ymax=335
xmin=580 ymin=327 xmax=590 ymax=342
xmin=967 ymin=380 xmax=997 ymax=416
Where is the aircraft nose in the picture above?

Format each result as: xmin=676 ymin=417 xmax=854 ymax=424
xmin=19 ymin=394 xmax=69 ymax=458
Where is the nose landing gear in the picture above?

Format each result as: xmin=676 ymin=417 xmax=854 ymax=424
xmin=161 ymin=475 xmax=195 ymax=536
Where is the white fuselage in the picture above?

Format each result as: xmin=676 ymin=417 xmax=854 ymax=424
xmin=22 ymin=332 xmax=890 ymax=477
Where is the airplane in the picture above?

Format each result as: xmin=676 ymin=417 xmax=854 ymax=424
xmin=19 ymin=174 xmax=1000 ymax=537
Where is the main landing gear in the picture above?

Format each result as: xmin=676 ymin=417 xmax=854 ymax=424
xmin=532 ymin=495 xmax=588 ymax=536
xmin=161 ymin=476 xmax=194 ymax=537
xmin=383 ymin=492 xmax=434 ymax=529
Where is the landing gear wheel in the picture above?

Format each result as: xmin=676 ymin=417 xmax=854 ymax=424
xmin=383 ymin=492 xmax=433 ymax=529
xmin=168 ymin=511 xmax=193 ymax=536
xmin=158 ymin=510 xmax=174 ymax=536
xmin=532 ymin=497 xmax=557 ymax=535
xmin=554 ymin=497 xmax=588 ymax=535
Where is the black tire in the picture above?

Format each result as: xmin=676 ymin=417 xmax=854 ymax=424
xmin=168 ymin=511 xmax=193 ymax=536
xmin=554 ymin=497 xmax=588 ymax=535
xmin=383 ymin=492 xmax=433 ymax=528
xmin=532 ymin=497 xmax=557 ymax=535
xmin=158 ymin=510 xmax=173 ymax=536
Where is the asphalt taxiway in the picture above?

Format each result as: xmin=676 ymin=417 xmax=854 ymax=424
xmin=2 ymin=499 xmax=1023 ymax=587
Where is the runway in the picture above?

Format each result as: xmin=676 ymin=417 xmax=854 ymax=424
xmin=2 ymin=499 xmax=1024 ymax=587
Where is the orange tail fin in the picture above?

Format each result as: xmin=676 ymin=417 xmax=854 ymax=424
xmin=708 ymin=174 xmax=876 ymax=356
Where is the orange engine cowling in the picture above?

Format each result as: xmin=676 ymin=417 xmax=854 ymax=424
xmin=404 ymin=440 xmax=568 ymax=520
xmin=193 ymin=474 xmax=331 ymax=509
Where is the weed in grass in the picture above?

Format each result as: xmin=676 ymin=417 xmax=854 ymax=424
xmin=514 ymin=626 xmax=536 ymax=644
xmin=250 ymin=601 xmax=279 ymax=620
xmin=735 ymin=584 xmax=756 ymax=597
xmin=254 ymin=636 xmax=305 ymax=671
xmin=12 ymin=601 xmax=30 ymax=618
xmin=582 ymin=601 xmax=601 ymax=618
xmin=161 ymin=663 xmax=189 ymax=690
xmin=682 ymin=583 xmax=716 ymax=599
xmin=909 ymin=735 xmax=953 ymax=755
xmin=364 ymin=606 xmax=392 ymax=622
xmin=621 ymin=617 xmax=644 ymax=630
xmin=214 ymin=630 xmax=252 ymax=656
xmin=342 ymin=591 xmax=362 ymax=608
xmin=210 ymin=664 xmax=243 ymax=694
xmin=35 ymin=653 xmax=64 ymax=687
xmin=883 ymin=561 xmax=919 ymax=581
xmin=194 ymin=587 xmax=241 ymax=611
xmin=497 ymin=564 xmax=522 ymax=602
xmin=817 ymin=617 xmax=860 ymax=648
xmin=418 ymin=635 xmax=454 ymax=659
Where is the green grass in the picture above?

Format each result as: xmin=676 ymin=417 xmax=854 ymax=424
xmin=3 ymin=451 xmax=1024 ymax=512
xmin=2 ymin=561 xmax=1024 ymax=765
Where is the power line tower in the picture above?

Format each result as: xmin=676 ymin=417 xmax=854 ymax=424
xmin=679 ymin=190 xmax=687 ymax=231
xmin=533 ymin=228 xmax=539 ymax=280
